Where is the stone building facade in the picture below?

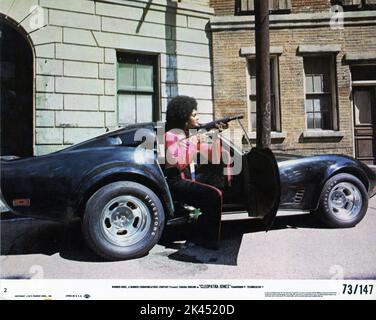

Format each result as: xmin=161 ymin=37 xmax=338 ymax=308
xmin=210 ymin=0 xmax=376 ymax=164
xmin=0 ymin=0 xmax=213 ymax=156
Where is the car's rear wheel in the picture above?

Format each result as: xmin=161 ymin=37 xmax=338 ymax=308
xmin=82 ymin=181 xmax=165 ymax=260
xmin=312 ymin=173 xmax=368 ymax=228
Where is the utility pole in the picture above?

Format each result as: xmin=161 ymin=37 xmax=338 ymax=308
xmin=254 ymin=0 xmax=271 ymax=149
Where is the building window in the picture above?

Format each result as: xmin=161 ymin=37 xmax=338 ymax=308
xmin=236 ymin=0 xmax=292 ymax=15
xmin=304 ymin=56 xmax=338 ymax=130
xmin=117 ymin=53 xmax=159 ymax=126
xmin=331 ymin=0 xmax=376 ymax=10
xmin=247 ymin=57 xmax=281 ymax=132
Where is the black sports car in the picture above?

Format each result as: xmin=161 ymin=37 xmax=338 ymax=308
xmin=1 ymin=118 xmax=375 ymax=260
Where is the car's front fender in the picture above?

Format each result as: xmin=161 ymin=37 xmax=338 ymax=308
xmin=312 ymin=162 xmax=370 ymax=210
xmin=279 ymin=154 xmax=369 ymax=210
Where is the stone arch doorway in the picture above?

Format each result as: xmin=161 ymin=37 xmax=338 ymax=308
xmin=1 ymin=18 xmax=33 ymax=157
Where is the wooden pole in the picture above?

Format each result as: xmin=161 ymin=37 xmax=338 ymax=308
xmin=254 ymin=0 xmax=271 ymax=149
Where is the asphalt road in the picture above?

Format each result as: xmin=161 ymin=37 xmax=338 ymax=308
xmin=1 ymin=196 xmax=376 ymax=280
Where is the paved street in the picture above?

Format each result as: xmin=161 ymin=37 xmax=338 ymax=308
xmin=1 ymin=196 xmax=376 ymax=280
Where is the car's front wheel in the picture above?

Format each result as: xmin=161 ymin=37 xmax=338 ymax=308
xmin=82 ymin=181 xmax=165 ymax=260
xmin=312 ymin=173 xmax=368 ymax=228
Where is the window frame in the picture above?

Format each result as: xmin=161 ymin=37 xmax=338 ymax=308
xmin=235 ymin=0 xmax=292 ymax=15
xmin=246 ymin=55 xmax=282 ymax=132
xmin=331 ymin=0 xmax=376 ymax=11
xmin=303 ymin=54 xmax=339 ymax=131
xmin=116 ymin=52 xmax=160 ymax=126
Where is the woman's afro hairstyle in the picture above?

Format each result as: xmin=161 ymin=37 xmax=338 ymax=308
xmin=165 ymin=95 xmax=197 ymax=131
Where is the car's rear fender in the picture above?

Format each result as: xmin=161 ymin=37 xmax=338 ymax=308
xmin=75 ymin=166 xmax=174 ymax=220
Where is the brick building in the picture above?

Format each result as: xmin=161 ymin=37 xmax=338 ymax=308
xmin=210 ymin=0 xmax=376 ymax=164
xmin=0 ymin=0 xmax=213 ymax=156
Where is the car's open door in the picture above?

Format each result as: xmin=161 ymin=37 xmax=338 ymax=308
xmin=244 ymin=147 xmax=280 ymax=230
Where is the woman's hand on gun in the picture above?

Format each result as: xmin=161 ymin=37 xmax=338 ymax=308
xmin=215 ymin=121 xmax=229 ymax=132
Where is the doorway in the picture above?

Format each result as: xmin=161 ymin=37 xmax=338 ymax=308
xmin=0 ymin=19 xmax=33 ymax=157
xmin=353 ymin=87 xmax=376 ymax=165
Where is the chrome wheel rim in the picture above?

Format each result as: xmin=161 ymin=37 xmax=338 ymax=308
xmin=100 ymin=195 xmax=151 ymax=246
xmin=328 ymin=182 xmax=362 ymax=221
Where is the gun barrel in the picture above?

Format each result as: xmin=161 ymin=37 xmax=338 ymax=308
xmin=198 ymin=115 xmax=244 ymax=130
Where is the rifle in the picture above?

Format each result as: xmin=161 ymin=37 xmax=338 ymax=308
xmin=198 ymin=115 xmax=244 ymax=130
xmin=176 ymin=115 xmax=244 ymax=142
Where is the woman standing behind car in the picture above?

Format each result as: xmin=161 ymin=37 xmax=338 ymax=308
xmin=164 ymin=95 xmax=227 ymax=250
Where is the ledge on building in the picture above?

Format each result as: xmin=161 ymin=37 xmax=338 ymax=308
xmin=345 ymin=52 xmax=376 ymax=64
xmin=210 ymin=11 xmax=376 ymax=31
xmin=352 ymin=80 xmax=376 ymax=87
xmin=302 ymin=130 xmax=344 ymax=138
xmin=240 ymin=46 xmax=284 ymax=56
xmin=300 ymin=130 xmax=344 ymax=142
xmin=298 ymin=44 xmax=341 ymax=54
xmin=93 ymin=0 xmax=215 ymax=15
xmin=243 ymin=131 xmax=287 ymax=143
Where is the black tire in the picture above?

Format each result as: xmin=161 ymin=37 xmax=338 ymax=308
xmin=82 ymin=181 xmax=165 ymax=261
xmin=312 ymin=173 xmax=368 ymax=228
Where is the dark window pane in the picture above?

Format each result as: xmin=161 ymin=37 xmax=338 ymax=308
xmin=351 ymin=65 xmax=376 ymax=81
xmin=320 ymin=96 xmax=330 ymax=112
xmin=271 ymin=95 xmax=276 ymax=131
xmin=322 ymin=110 xmax=332 ymax=129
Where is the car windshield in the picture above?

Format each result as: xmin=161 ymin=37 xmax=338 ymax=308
xmin=213 ymin=117 xmax=252 ymax=154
